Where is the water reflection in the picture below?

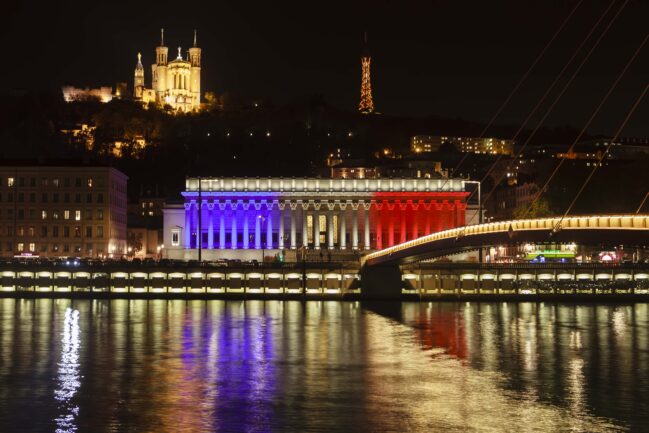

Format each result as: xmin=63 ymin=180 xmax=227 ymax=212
xmin=54 ymin=307 xmax=81 ymax=433
xmin=0 ymin=300 xmax=646 ymax=432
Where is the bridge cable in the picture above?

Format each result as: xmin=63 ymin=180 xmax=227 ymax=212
xmin=637 ymin=191 xmax=649 ymax=214
xmin=440 ymin=0 xmax=585 ymax=187
xmin=477 ymin=0 xmax=626 ymax=212
xmin=524 ymin=23 xmax=645 ymax=220
xmin=554 ymin=80 xmax=648 ymax=231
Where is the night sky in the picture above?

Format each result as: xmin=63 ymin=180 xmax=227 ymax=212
xmin=2 ymin=0 xmax=647 ymax=136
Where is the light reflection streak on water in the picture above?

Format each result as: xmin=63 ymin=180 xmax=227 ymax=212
xmin=54 ymin=308 xmax=80 ymax=433
xmin=2 ymin=300 xmax=647 ymax=432
xmin=395 ymin=303 xmax=624 ymax=432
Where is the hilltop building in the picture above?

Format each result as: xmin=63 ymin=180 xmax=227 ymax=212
xmin=61 ymin=86 xmax=113 ymax=103
xmin=134 ymin=29 xmax=202 ymax=112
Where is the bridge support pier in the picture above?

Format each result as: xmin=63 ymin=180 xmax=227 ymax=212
xmin=360 ymin=264 xmax=403 ymax=300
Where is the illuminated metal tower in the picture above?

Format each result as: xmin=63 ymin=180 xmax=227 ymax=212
xmin=358 ymin=32 xmax=375 ymax=114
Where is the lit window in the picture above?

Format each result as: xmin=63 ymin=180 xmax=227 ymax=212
xmin=87 ymin=178 xmax=93 ymax=187
xmin=7 ymin=177 xmax=14 ymax=187
xmin=64 ymin=210 xmax=70 ymax=220
xmin=75 ymin=210 xmax=81 ymax=221
xmin=41 ymin=210 xmax=47 ymax=220
xmin=53 ymin=178 xmax=59 ymax=187
xmin=29 ymin=243 xmax=35 ymax=252
xmin=171 ymin=229 xmax=180 ymax=246
xmin=17 ymin=243 xmax=24 ymax=252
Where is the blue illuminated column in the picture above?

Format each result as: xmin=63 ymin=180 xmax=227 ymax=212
xmin=207 ymin=204 xmax=214 ymax=249
xmin=231 ymin=204 xmax=238 ymax=249
xmin=191 ymin=200 xmax=199 ymax=248
xmin=219 ymin=209 xmax=225 ymax=249
xmin=266 ymin=212 xmax=273 ymax=249
xmin=194 ymin=201 xmax=200 ymax=249
xmin=243 ymin=206 xmax=250 ymax=249
xmin=255 ymin=213 xmax=261 ymax=249
xmin=184 ymin=202 xmax=191 ymax=248
xmin=278 ymin=204 xmax=284 ymax=249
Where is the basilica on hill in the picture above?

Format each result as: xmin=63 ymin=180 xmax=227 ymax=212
xmin=134 ymin=29 xmax=202 ymax=112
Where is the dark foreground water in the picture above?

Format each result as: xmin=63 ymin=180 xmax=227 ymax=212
xmin=0 ymin=299 xmax=648 ymax=432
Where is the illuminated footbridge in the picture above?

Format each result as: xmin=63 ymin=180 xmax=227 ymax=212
xmin=363 ymin=214 xmax=649 ymax=266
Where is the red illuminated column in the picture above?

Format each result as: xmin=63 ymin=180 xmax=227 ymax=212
xmin=387 ymin=202 xmax=395 ymax=247
xmin=434 ymin=201 xmax=444 ymax=232
xmin=424 ymin=202 xmax=432 ymax=235
xmin=441 ymin=201 xmax=450 ymax=230
xmin=400 ymin=202 xmax=407 ymax=244
xmin=375 ymin=202 xmax=382 ymax=250
xmin=412 ymin=201 xmax=419 ymax=239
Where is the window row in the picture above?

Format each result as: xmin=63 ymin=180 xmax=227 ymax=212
xmin=8 ymin=225 xmax=104 ymax=238
xmin=0 ymin=192 xmax=104 ymax=204
xmin=4 ymin=177 xmax=100 ymax=188
xmin=0 ymin=208 xmax=104 ymax=221
xmin=13 ymin=242 xmax=103 ymax=254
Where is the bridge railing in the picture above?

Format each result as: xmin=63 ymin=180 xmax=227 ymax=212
xmin=365 ymin=214 xmax=649 ymax=262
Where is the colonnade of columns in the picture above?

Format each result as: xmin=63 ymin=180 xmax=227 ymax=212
xmin=183 ymin=198 xmax=466 ymax=251
xmin=372 ymin=199 xmax=466 ymax=250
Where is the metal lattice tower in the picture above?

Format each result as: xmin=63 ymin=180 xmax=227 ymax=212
xmin=358 ymin=32 xmax=375 ymax=114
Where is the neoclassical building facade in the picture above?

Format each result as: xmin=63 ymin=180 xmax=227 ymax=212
xmin=163 ymin=177 xmax=479 ymax=261
xmin=134 ymin=29 xmax=201 ymax=112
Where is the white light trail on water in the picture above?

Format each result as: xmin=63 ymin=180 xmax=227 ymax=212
xmin=54 ymin=308 xmax=81 ymax=433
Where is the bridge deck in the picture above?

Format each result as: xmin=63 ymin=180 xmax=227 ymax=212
xmin=365 ymin=214 xmax=649 ymax=266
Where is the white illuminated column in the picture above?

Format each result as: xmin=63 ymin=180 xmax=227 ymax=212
xmin=327 ymin=212 xmax=334 ymax=249
xmin=314 ymin=211 xmax=321 ymax=250
xmin=290 ymin=206 xmax=297 ymax=249
xmin=364 ymin=207 xmax=370 ymax=250
xmin=352 ymin=208 xmax=359 ymax=250
xmin=302 ymin=210 xmax=308 ymax=249
xmin=340 ymin=211 xmax=346 ymax=250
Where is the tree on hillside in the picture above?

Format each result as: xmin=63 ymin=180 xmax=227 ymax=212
xmin=513 ymin=197 xmax=553 ymax=219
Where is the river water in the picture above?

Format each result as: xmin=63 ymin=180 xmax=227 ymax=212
xmin=0 ymin=299 xmax=647 ymax=432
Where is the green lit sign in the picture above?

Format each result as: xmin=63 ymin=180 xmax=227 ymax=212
xmin=525 ymin=250 xmax=575 ymax=260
